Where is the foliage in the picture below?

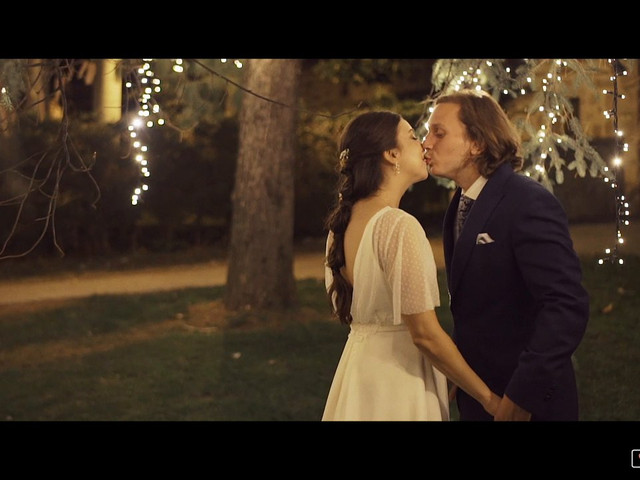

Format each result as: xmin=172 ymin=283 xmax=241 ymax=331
xmin=139 ymin=118 xmax=237 ymax=248
xmin=140 ymin=59 xmax=246 ymax=131
xmin=297 ymin=59 xmax=439 ymax=235
xmin=311 ymin=59 xmax=430 ymax=87
xmin=0 ymin=59 xmax=27 ymax=110
xmin=0 ymin=118 xmax=113 ymax=257
xmin=424 ymin=58 xmax=633 ymax=191
xmin=0 ymin=60 xmax=107 ymax=258
xmin=0 ymin=58 xmax=632 ymax=257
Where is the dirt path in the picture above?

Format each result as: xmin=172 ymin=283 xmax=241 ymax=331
xmin=0 ymin=222 xmax=638 ymax=308
xmin=0 ymin=252 xmax=330 ymax=308
xmin=0 ymin=222 xmax=637 ymax=371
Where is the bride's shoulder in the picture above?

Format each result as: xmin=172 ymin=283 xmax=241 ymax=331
xmin=375 ymin=207 xmax=420 ymax=231
xmin=380 ymin=206 xmax=416 ymax=221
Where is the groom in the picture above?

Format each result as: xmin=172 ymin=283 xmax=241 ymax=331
xmin=422 ymin=89 xmax=589 ymax=421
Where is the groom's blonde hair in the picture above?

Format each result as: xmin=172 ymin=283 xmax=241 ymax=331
xmin=434 ymin=89 xmax=523 ymax=177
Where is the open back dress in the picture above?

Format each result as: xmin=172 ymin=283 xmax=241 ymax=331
xmin=322 ymin=206 xmax=449 ymax=421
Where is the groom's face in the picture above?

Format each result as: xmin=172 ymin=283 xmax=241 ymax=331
xmin=422 ymin=103 xmax=479 ymax=184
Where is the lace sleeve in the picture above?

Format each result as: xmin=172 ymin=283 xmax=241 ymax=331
xmin=373 ymin=209 xmax=440 ymax=320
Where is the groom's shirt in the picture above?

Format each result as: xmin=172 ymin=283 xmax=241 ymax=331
xmin=461 ymin=175 xmax=488 ymax=201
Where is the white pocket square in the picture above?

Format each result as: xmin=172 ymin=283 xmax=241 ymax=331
xmin=476 ymin=233 xmax=495 ymax=244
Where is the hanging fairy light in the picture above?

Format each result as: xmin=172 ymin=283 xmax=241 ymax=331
xmin=598 ymin=59 xmax=631 ymax=266
xmin=124 ymin=58 xmax=242 ymax=206
xmin=125 ymin=59 xmax=173 ymax=205
xmin=172 ymin=58 xmax=184 ymax=73
xmin=423 ymin=60 xmax=492 ymax=130
xmin=424 ymin=59 xmax=632 ymax=261
xmin=519 ymin=59 xmax=570 ymax=190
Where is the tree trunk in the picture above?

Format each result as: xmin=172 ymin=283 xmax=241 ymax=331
xmin=224 ymin=59 xmax=301 ymax=311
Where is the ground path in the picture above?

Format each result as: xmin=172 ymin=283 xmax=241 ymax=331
xmin=0 ymin=222 xmax=638 ymax=370
xmin=1 ymin=222 xmax=638 ymax=308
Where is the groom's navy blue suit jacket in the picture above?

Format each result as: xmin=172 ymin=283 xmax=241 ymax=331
xmin=443 ymin=163 xmax=589 ymax=421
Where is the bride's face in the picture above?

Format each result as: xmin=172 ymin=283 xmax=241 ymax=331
xmin=394 ymin=118 xmax=429 ymax=182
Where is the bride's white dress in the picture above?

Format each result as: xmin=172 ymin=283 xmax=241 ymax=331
xmin=322 ymin=207 xmax=449 ymax=421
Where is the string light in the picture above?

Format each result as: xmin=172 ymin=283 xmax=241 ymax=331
xmin=520 ymin=59 xmax=570 ymax=189
xmin=430 ymin=59 xmax=576 ymax=190
xmin=426 ymin=59 xmax=634 ymax=264
xmin=598 ymin=59 xmax=630 ymax=266
xmin=124 ymin=59 xmax=175 ymax=205
xmin=125 ymin=60 xmax=155 ymax=205
xmin=124 ymin=58 xmax=243 ymax=206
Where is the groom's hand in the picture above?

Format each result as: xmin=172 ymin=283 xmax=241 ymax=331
xmin=494 ymin=394 xmax=532 ymax=421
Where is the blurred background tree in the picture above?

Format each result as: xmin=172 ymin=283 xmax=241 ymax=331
xmin=0 ymin=58 xmax=635 ymax=268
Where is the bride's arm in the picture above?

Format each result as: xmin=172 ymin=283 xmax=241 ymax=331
xmin=403 ymin=310 xmax=501 ymax=416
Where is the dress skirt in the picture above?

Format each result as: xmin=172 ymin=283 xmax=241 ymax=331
xmin=322 ymin=323 xmax=449 ymax=421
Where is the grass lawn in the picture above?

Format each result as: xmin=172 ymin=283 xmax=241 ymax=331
xmin=0 ymin=255 xmax=638 ymax=423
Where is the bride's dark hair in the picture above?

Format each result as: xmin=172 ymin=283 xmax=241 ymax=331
xmin=324 ymin=110 xmax=401 ymax=325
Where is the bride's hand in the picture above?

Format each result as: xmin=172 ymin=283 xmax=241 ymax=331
xmin=484 ymin=392 xmax=501 ymax=416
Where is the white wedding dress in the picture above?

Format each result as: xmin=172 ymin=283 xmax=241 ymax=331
xmin=322 ymin=207 xmax=449 ymax=421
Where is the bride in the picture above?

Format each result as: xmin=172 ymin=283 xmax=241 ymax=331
xmin=322 ymin=110 xmax=500 ymax=421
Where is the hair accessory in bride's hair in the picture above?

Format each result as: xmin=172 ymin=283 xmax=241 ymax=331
xmin=339 ymin=148 xmax=349 ymax=168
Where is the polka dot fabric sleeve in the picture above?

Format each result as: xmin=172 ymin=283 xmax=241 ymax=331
xmin=373 ymin=209 xmax=440 ymax=321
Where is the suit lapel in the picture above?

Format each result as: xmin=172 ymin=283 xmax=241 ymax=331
xmin=448 ymin=164 xmax=513 ymax=298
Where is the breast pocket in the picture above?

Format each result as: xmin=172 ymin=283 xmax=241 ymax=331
xmin=469 ymin=238 xmax=518 ymax=294
xmin=472 ymin=240 xmax=498 ymax=262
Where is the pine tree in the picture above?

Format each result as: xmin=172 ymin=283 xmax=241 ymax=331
xmin=422 ymin=58 xmax=629 ymax=191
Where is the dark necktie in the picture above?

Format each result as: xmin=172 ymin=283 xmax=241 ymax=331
xmin=455 ymin=194 xmax=474 ymax=242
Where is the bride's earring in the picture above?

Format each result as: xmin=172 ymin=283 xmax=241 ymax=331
xmin=394 ymin=162 xmax=400 ymax=175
